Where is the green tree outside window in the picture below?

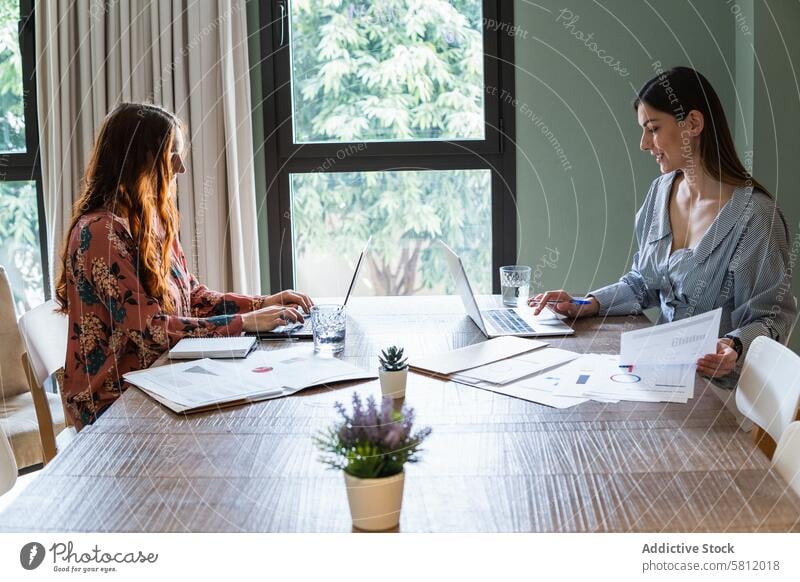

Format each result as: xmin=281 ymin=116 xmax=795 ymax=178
xmin=289 ymin=0 xmax=491 ymax=295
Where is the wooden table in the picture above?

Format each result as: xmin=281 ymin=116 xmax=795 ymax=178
xmin=1 ymin=295 xmax=798 ymax=532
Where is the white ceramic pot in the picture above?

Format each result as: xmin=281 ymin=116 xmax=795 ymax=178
xmin=379 ymin=368 xmax=408 ymax=399
xmin=344 ymin=470 xmax=405 ymax=531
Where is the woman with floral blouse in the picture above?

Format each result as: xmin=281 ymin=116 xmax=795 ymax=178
xmin=55 ymin=103 xmax=312 ymax=429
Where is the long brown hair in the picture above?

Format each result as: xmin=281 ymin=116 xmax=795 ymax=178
xmin=634 ymin=66 xmax=770 ymax=195
xmin=56 ymin=103 xmax=184 ymax=312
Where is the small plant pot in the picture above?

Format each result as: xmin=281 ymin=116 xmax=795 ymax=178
xmin=344 ymin=470 xmax=405 ymax=531
xmin=379 ymin=367 xmax=408 ymax=399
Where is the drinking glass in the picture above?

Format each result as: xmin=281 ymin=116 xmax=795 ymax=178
xmin=499 ymin=265 xmax=531 ymax=307
xmin=310 ymin=304 xmax=346 ymax=354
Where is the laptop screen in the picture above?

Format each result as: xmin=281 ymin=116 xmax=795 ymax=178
xmin=343 ymin=236 xmax=371 ymax=306
xmin=439 ymin=241 xmax=488 ymax=335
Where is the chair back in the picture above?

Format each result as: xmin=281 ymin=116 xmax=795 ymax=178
xmin=0 ymin=427 xmax=16 ymax=496
xmin=773 ymin=421 xmax=800 ymax=497
xmin=736 ymin=336 xmax=800 ymax=444
xmin=18 ymin=300 xmax=71 ymax=463
xmin=18 ymin=300 xmax=68 ymax=387
xmin=0 ymin=266 xmax=31 ymax=398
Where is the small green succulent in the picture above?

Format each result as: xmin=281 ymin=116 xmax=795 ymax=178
xmin=379 ymin=346 xmax=408 ymax=372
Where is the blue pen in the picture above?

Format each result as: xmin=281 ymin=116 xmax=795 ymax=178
xmin=532 ymin=297 xmax=593 ymax=305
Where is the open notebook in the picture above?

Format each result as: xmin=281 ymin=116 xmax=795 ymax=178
xmin=168 ymin=336 xmax=257 ymax=359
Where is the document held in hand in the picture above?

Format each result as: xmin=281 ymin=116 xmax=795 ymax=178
xmin=619 ymin=307 xmax=722 ymax=366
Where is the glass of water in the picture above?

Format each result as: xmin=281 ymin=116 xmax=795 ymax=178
xmin=499 ymin=265 xmax=531 ymax=307
xmin=310 ymin=304 xmax=346 ymax=354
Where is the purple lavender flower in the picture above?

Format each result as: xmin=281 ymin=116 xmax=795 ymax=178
xmin=382 ymin=424 xmax=405 ymax=449
xmin=313 ymin=391 xmax=432 ymax=479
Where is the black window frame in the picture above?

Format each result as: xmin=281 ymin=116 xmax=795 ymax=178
xmin=260 ymin=0 xmax=516 ymax=294
xmin=0 ymin=0 xmax=49 ymax=298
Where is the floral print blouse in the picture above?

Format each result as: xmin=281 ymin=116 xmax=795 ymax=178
xmin=63 ymin=211 xmax=269 ymax=430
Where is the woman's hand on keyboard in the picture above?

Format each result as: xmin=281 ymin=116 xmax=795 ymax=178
xmin=241 ymin=305 xmax=304 ymax=333
xmin=528 ymin=290 xmax=599 ymax=318
xmin=263 ymin=289 xmax=314 ymax=313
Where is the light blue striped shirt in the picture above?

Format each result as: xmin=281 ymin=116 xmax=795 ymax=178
xmin=590 ymin=170 xmax=796 ymax=384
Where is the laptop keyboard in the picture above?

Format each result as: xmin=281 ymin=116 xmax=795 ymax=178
xmin=275 ymin=320 xmax=311 ymax=333
xmin=249 ymin=318 xmax=311 ymax=336
xmin=484 ymin=309 xmax=535 ymax=334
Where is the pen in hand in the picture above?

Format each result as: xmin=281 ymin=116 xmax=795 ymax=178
xmin=529 ymin=297 xmax=593 ymax=305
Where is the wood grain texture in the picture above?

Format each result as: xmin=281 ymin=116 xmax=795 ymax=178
xmin=1 ymin=295 xmax=798 ymax=532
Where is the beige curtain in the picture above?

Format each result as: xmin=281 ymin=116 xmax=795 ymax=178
xmin=35 ymin=0 xmax=262 ymax=295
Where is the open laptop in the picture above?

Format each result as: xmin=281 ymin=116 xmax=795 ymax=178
xmin=440 ymin=241 xmax=575 ymax=338
xmin=251 ymin=237 xmax=371 ymax=339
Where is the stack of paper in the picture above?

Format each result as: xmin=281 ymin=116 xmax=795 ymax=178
xmin=410 ymin=336 xmax=592 ymax=408
xmin=410 ymin=336 xmax=547 ymax=375
xmin=417 ymin=308 xmax=722 ymax=408
xmin=523 ymin=353 xmax=695 ymax=403
xmin=124 ymin=346 xmax=377 ymax=413
xmin=454 ymin=347 xmax=578 ymax=384
xmin=451 ymin=348 xmax=588 ymax=408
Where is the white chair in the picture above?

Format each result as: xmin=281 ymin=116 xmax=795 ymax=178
xmin=18 ymin=299 xmax=73 ymax=464
xmin=0 ymin=266 xmax=66 ymax=469
xmin=735 ymin=335 xmax=800 ymax=455
xmin=773 ymin=421 xmax=800 ymax=497
xmin=0 ymin=427 xmax=16 ymax=496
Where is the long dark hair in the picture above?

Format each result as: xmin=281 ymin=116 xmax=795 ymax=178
xmin=56 ymin=103 xmax=184 ymax=312
xmin=634 ymin=66 xmax=769 ymax=195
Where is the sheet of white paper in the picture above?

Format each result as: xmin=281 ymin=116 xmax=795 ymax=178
xmin=456 ymin=348 xmax=580 ymax=384
xmin=450 ymin=375 xmax=589 ymax=408
xmin=620 ymin=308 xmax=721 ymax=366
xmin=216 ymin=347 xmax=376 ymax=390
xmin=582 ymin=362 xmax=694 ymax=403
xmin=410 ymin=336 xmax=547 ymax=375
xmin=482 ymin=384 xmax=589 ymax=408
xmin=530 ymin=354 xmax=618 ymax=397
xmin=548 ymin=354 xmax=694 ymax=403
xmin=124 ymin=346 xmax=377 ymax=413
xmin=125 ymin=359 xmax=277 ymax=410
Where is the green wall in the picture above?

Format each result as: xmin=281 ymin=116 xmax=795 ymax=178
xmin=514 ymin=0 xmax=737 ymax=295
xmin=749 ymin=0 xmax=800 ymax=210
xmin=733 ymin=0 xmax=755 ymax=157
xmin=748 ymin=0 xmax=800 ymax=346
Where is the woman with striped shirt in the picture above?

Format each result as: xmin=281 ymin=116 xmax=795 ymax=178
xmin=530 ymin=67 xmax=796 ymax=382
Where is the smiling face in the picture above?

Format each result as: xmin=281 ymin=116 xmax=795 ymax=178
xmin=636 ymin=103 xmax=687 ymax=174
xmin=637 ymin=102 xmax=706 ymax=176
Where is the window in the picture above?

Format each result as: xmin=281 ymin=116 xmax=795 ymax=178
xmin=289 ymin=1 xmax=486 ymax=143
xmin=292 ymin=169 xmax=492 ymax=296
xmin=0 ymin=0 xmax=46 ymax=311
xmin=261 ymin=0 xmax=516 ymax=295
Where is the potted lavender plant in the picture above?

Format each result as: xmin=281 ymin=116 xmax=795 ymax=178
xmin=378 ymin=345 xmax=408 ymax=399
xmin=314 ymin=392 xmax=432 ymax=531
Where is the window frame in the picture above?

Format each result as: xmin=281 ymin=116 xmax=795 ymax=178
xmin=0 ymin=0 xmax=49 ymax=298
xmin=260 ymin=0 xmax=516 ymax=294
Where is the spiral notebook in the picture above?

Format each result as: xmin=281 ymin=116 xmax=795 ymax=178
xmin=168 ymin=336 xmax=257 ymax=359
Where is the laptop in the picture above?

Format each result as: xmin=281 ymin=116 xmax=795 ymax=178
xmin=440 ymin=241 xmax=575 ymax=338
xmin=252 ymin=237 xmax=371 ymax=339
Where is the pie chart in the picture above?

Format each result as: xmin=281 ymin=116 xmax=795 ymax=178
xmin=610 ymin=373 xmax=641 ymax=383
